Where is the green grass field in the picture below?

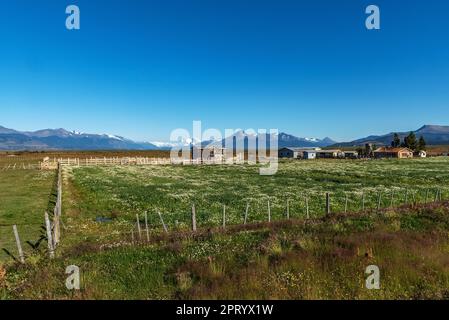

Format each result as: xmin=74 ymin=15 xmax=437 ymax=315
xmin=63 ymin=157 xmax=449 ymax=238
xmin=2 ymin=157 xmax=449 ymax=299
xmin=0 ymin=169 xmax=56 ymax=262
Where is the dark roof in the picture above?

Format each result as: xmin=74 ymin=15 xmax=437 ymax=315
xmin=279 ymin=147 xmax=321 ymax=152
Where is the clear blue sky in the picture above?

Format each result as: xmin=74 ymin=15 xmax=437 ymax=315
xmin=0 ymin=0 xmax=448 ymax=142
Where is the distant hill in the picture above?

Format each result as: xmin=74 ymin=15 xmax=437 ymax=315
xmin=200 ymin=131 xmax=337 ymax=151
xmin=11 ymin=124 xmax=449 ymax=151
xmin=0 ymin=126 xmax=157 ymax=151
xmin=333 ymin=125 xmax=449 ymax=147
xmin=277 ymin=133 xmax=336 ymax=148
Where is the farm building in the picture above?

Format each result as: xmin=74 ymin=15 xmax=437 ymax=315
xmin=343 ymin=151 xmax=358 ymax=159
xmin=315 ymin=149 xmax=344 ymax=159
xmin=415 ymin=150 xmax=427 ymax=158
xmin=191 ymin=146 xmax=227 ymax=162
xmin=303 ymin=150 xmax=317 ymax=159
xmin=373 ymin=147 xmax=414 ymax=159
xmin=278 ymin=147 xmax=321 ymax=159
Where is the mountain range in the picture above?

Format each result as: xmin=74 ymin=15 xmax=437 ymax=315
xmin=333 ymin=125 xmax=449 ymax=147
xmin=0 ymin=126 xmax=157 ymax=151
xmin=1 ymin=125 xmax=449 ymax=151
xmin=0 ymin=126 xmax=337 ymax=151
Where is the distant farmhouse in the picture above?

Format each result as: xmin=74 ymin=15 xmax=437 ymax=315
xmin=278 ymin=147 xmax=356 ymax=159
xmin=343 ymin=151 xmax=359 ymax=159
xmin=416 ymin=150 xmax=427 ymax=158
xmin=373 ymin=147 xmax=414 ymax=159
xmin=315 ymin=149 xmax=344 ymax=159
xmin=191 ymin=146 xmax=226 ymax=162
xmin=278 ymin=147 xmax=321 ymax=159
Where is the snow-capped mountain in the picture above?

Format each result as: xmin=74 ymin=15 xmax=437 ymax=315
xmin=189 ymin=131 xmax=337 ymax=150
xmin=0 ymin=126 xmax=157 ymax=150
xmin=0 ymin=125 xmax=338 ymax=151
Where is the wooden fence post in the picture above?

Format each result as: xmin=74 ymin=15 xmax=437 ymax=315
xmin=305 ymin=196 xmax=309 ymax=219
xmin=192 ymin=204 xmax=197 ymax=232
xmin=158 ymin=211 xmax=168 ymax=233
xmin=405 ymin=189 xmax=408 ymax=204
xmin=390 ymin=190 xmax=395 ymax=208
xmin=362 ymin=192 xmax=365 ymax=211
xmin=222 ymin=205 xmax=226 ymax=229
xmin=244 ymin=203 xmax=249 ymax=225
xmin=12 ymin=225 xmax=25 ymax=264
xmin=267 ymin=200 xmax=271 ymax=222
xmin=325 ymin=193 xmax=330 ymax=215
xmin=377 ymin=191 xmax=382 ymax=213
xmin=344 ymin=194 xmax=348 ymax=213
xmin=53 ymin=214 xmax=60 ymax=247
xmin=58 ymin=165 xmax=62 ymax=217
xmin=44 ymin=212 xmax=55 ymax=259
xmin=136 ymin=214 xmax=142 ymax=240
xmin=144 ymin=212 xmax=150 ymax=241
xmin=286 ymin=199 xmax=290 ymax=219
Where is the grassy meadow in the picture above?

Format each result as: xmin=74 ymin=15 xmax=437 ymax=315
xmin=2 ymin=156 xmax=449 ymax=299
xmin=63 ymin=157 xmax=449 ymax=239
xmin=4 ymin=204 xmax=449 ymax=299
xmin=0 ymin=169 xmax=56 ymax=262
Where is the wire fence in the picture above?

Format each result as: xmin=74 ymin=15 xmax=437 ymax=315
xmin=1 ymin=164 xmax=446 ymax=263
xmin=120 ymin=187 xmax=445 ymax=242
xmin=1 ymin=163 xmax=63 ymax=263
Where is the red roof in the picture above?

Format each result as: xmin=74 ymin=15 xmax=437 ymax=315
xmin=374 ymin=147 xmax=413 ymax=153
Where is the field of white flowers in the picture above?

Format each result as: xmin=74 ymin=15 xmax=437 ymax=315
xmin=66 ymin=157 xmax=449 ymax=233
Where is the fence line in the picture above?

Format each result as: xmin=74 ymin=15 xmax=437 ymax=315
xmin=0 ymin=163 xmax=40 ymax=171
xmin=3 ymin=184 xmax=446 ymax=262
xmin=4 ymin=162 xmax=64 ymax=263
xmin=119 ymin=193 xmax=448 ymax=248
xmin=52 ymin=163 xmax=63 ymax=248
xmin=124 ymin=188 xmax=446 ymax=243
xmin=40 ymin=157 xmax=182 ymax=169
xmin=39 ymin=156 xmax=277 ymax=170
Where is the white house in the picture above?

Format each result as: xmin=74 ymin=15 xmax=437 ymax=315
xmin=417 ymin=150 xmax=427 ymax=158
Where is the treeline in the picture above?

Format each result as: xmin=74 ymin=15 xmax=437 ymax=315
xmin=391 ymin=132 xmax=426 ymax=151
xmin=355 ymin=132 xmax=426 ymax=157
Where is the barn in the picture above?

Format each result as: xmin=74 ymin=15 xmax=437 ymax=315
xmin=373 ymin=147 xmax=414 ymax=159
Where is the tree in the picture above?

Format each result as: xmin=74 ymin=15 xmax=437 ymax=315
xmin=417 ymin=136 xmax=426 ymax=151
xmin=391 ymin=133 xmax=401 ymax=147
xmin=403 ymin=132 xmax=417 ymax=151
xmin=365 ymin=143 xmax=373 ymax=157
